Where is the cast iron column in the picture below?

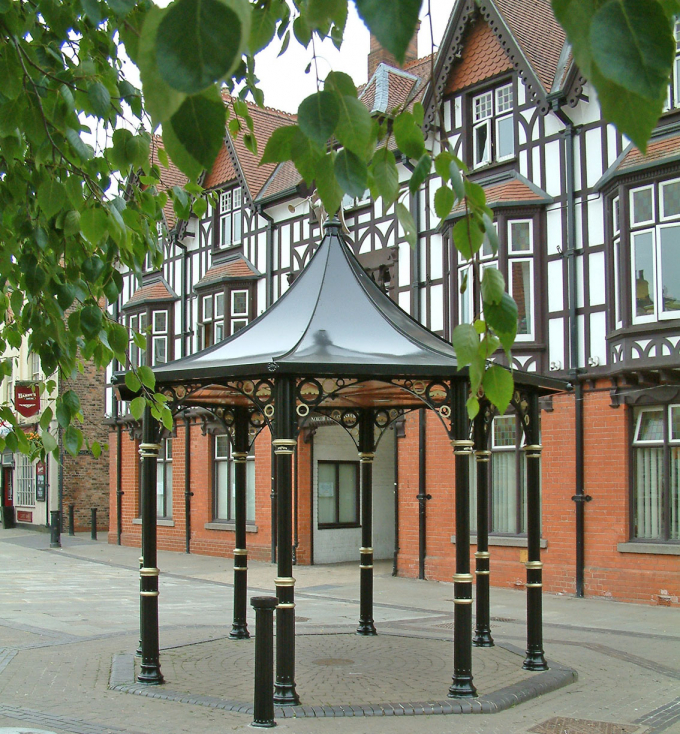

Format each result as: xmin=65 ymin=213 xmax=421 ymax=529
xmin=357 ymin=409 xmax=377 ymax=635
xmin=523 ymin=392 xmax=548 ymax=670
xmin=230 ymin=407 xmax=251 ymax=640
xmin=272 ymin=376 xmax=300 ymax=705
xmin=449 ymin=380 xmax=477 ymax=698
xmin=473 ymin=411 xmax=493 ymax=647
xmin=138 ymin=406 xmax=164 ymax=684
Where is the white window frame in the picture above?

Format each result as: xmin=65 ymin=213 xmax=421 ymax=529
xmin=16 ymin=453 xmax=35 ymax=507
xmin=231 ymin=289 xmax=249 ymax=317
xmin=152 ymin=310 xmax=167 ymax=334
xmin=509 ymin=257 xmax=534 ymax=341
xmin=156 ymin=438 xmax=173 ymax=518
xmin=473 ymin=118 xmax=491 ymax=168
xmin=508 ymin=219 xmax=534 ymax=254
xmin=633 ymin=407 xmax=665 ymax=445
xmin=214 ymin=434 xmax=255 ymax=522
xmin=659 ymin=177 xmax=680 ymax=221
xmin=152 ymin=336 xmax=167 ymax=365
xmin=219 ymin=186 xmax=242 ymax=248
xmin=656 ymin=221 xmax=680 ymax=320
xmin=630 ymin=184 xmax=655 ymax=227
xmin=631 ymin=227 xmax=657 ymax=325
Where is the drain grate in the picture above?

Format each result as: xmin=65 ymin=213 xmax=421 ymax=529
xmin=529 ymin=717 xmax=640 ymax=734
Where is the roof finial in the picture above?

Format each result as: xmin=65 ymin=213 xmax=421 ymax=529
xmin=324 ymin=215 xmax=342 ymax=233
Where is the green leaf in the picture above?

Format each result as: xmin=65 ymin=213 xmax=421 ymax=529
xmin=393 ymin=111 xmax=424 ymax=160
xmin=81 ymin=0 xmax=102 ymax=25
xmin=40 ymin=407 xmax=53 ymax=432
xmin=434 ymin=185 xmax=455 ymax=219
xmin=396 ymin=202 xmax=416 ymax=248
xmin=481 ymin=267 xmax=505 ymax=305
xmin=125 ymin=371 xmax=142 ymax=393
xmin=298 ymin=91 xmax=339 ymax=145
xmin=370 ymin=147 xmax=399 ymax=207
xmin=157 ymin=0 xmax=251 ymax=94
xmin=434 ymin=151 xmax=453 ymax=180
xmin=169 ymin=86 xmax=227 ymax=169
xmin=590 ymin=0 xmax=673 ymax=103
xmin=127 ymin=135 xmax=151 ymax=168
xmin=466 ymin=395 xmax=480 ymax=420
xmin=324 ymin=71 xmax=357 ymax=98
xmin=409 ymin=154 xmax=431 ymax=195
xmin=82 ymin=256 xmax=105 ymax=283
xmin=482 ymin=365 xmax=514 ymax=415
xmin=260 ymin=124 xmax=298 ymax=163
xmin=91 ymin=440 xmax=102 ymax=459
xmin=80 ymin=207 xmax=109 ymax=245
xmin=449 ymin=160 xmax=465 ymax=201
xmin=453 ymin=216 xmax=484 ymax=260
xmin=291 ymin=127 xmax=324 ymax=183
xmin=138 ymin=7 xmax=186 ymax=125
xmin=484 ymin=292 xmax=518 ymax=351
xmin=64 ymin=210 xmax=81 ymax=237
xmin=482 ymin=212 xmax=498 ymax=255
xmin=161 ymin=405 xmax=174 ymax=431
xmin=452 ymin=323 xmax=479 ymax=367
xmin=162 ymin=121 xmax=203 ymax=180
xmin=335 ymin=95 xmax=372 ymax=156
xmin=80 ymin=305 xmax=103 ymax=340
xmin=249 ymin=5 xmax=276 ymax=54
xmin=130 ymin=395 xmax=146 ymax=420
xmin=87 ymin=82 xmax=111 ymax=117
xmin=109 ymin=322 xmax=129 ymax=356
xmin=315 ymin=153 xmax=343 ymax=216
xmin=355 ymin=0 xmax=421 ymax=64
xmin=42 ymin=431 xmax=58 ymax=454
xmin=138 ymin=365 xmax=156 ymax=390
xmin=64 ymin=426 xmax=83 ymax=456
xmin=65 ymin=128 xmax=93 ymax=161
xmin=38 ymin=179 xmax=67 ymax=220
xmin=334 ymin=149 xmax=367 ymax=198
xmin=0 ymin=49 xmax=22 ymax=100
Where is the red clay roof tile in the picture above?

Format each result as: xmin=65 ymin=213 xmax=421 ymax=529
xmin=124 ymin=278 xmax=178 ymax=308
xmin=149 ymin=136 xmax=189 ymax=230
xmin=194 ymin=257 xmax=260 ymax=289
xmin=620 ymin=135 xmax=680 ymax=171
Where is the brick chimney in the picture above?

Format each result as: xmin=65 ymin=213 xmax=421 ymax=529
xmin=367 ymin=23 xmax=419 ymax=79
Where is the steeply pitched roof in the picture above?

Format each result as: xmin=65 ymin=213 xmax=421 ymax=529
xmin=150 ymin=136 xmax=188 ymax=230
xmin=123 ymin=277 xmax=178 ymax=309
xmin=194 ymin=256 xmax=261 ymax=290
xmin=204 ymin=95 xmax=296 ymax=201
xmin=257 ymin=159 xmax=302 ymax=201
xmin=449 ymin=171 xmax=552 ymax=217
xmin=444 ymin=18 xmax=512 ymax=94
xmin=359 ymin=55 xmax=431 ymax=115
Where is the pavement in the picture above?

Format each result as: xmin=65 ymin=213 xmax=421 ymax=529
xmin=0 ymin=526 xmax=677 ymax=733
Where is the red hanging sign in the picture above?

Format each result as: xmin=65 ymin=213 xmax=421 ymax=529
xmin=15 ymin=384 xmax=40 ymax=418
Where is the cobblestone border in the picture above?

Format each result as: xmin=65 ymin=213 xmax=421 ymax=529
xmin=109 ymin=649 xmax=577 ymax=718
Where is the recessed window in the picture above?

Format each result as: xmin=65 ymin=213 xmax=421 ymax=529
xmin=220 ymin=187 xmax=242 ymax=248
xmin=632 ymin=406 xmax=679 ymax=541
xmin=318 ymin=461 xmax=359 ymax=528
xmin=156 ymin=439 xmax=173 ymax=518
xmin=472 ymin=83 xmax=514 ymax=168
xmin=490 ymin=415 xmax=530 ymax=535
xmin=214 ymin=434 xmax=255 ymax=522
xmin=631 ymin=186 xmax=654 ymax=226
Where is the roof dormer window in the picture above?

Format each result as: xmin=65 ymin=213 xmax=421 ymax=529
xmin=472 ymin=83 xmax=515 ymax=168
xmin=219 ymin=186 xmax=242 ymax=248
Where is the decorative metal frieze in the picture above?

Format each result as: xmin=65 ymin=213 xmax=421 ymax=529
xmin=609 ymin=331 xmax=680 ymax=371
xmin=308 ymin=406 xmax=408 ymax=449
xmin=511 ymin=389 xmax=533 ymax=444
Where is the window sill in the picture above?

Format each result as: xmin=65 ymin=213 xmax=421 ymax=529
xmin=133 ymin=518 xmax=175 ymax=527
xmin=451 ymin=534 xmax=547 ymax=548
xmin=617 ymin=542 xmax=680 ymax=556
xmin=204 ymin=522 xmax=258 ymax=533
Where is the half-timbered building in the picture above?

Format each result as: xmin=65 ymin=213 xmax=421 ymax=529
xmin=108 ymin=0 xmax=680 ymax=605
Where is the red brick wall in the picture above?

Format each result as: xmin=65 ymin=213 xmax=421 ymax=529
xmin=109 ymin=387 xmax=680 ymax=606
xmin=61 ymin=362 xmax=109 ymax=531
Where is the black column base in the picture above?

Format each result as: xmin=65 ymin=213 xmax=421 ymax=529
xmin=448 ymin=677 xmax=478 ymax=698
xmin=251 ymin=722 xmax=277 ymax=729
xmin=229 ymin=624 xmax=250 ymax=640
xmin=356 ymin=621 xmax=377 ymax=636
xmin=472 ymin=630 xmax=494 ymax=647
xmin=523 ymin=651 xmax=548 ymax=671
xmin=137 ymin=664 xmax=164 ymax=685
xmin=273 ymin=683 xmax=300 ymax=706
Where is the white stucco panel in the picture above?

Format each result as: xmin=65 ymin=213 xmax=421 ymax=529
xmin=547 ymin=259 xmax=564 ymax=313
xmin=590 ymin=311 xmax=607 ymax=365
xmin=544 ymin=140 xmax=561 ymax=196
xmin=429 ymin=284 xmax=444 ymax=332
xmin=585 ymin=127 xmax=603 ymax=188
xmin=588 ymin=251 xmax=606 ymax=306
xmin=546 ymin=206 xmax=563 ymax=256
xmin=548 ymin=317 xmax=565 ymax=370
xmin=429 ymin=234 xmax=443 ymax=280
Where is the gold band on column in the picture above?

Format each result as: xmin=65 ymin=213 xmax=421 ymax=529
xmin=475 ymin=570 xmax=490 ymax=575
xmin=360 ymin=547 xmax=373 ymax=553
xmin=277 ymin=602 xmax=295 ymax=609
xmin=272 ymin=439 xmax=297 ymax=455
xmin=232 ymin=452 xmax=248 ymax=463
xmin=453 ymin=598 xmax=473 ymax=604
xmin=233 ymin=548 xmax=248 ymax=556
xmin=359 ymin=452 xmax=375 ymax=463
xmin=453 ymin=573 xmax=474 ymax=583
xmin=140 ymin=567 xmax=160 ymax=577
xmin=523 ymin=444 xmax=542 ymax=459
xmin=452 ymin=439 xmax=474 ymax=456
xmin=525 ymin=561 xmax=543 ymax=569
xmin=474 ymin=551 xmax=490 ymax=559
xmin=475 ymin=450 xmax=491 ymax=463
xmin=526 ymin=583 xmax=543 ymax=588
xmin=275 ymin=576 xmax=296 ymax=587
xmin=140 ymin=590 xmax=159 ymax=597
xmin=139 ymin=442 xmax=161 ymax=458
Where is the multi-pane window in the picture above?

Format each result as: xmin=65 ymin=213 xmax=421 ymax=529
xmin=214 ymin=434 xmax=255 ymax=522
xmin=613 ymin=195 xmax=622 ymax=328
xmin=152 ymin=310 xmax=168 ymax=366
xmin=490 ymin=415 xmax=528 ymax=534
xmin=220 ymin=187 xmax=242 ymax=248
xmin=231 ymin=290 xmax=248 ymax=334
xmin=472 ymin=83 xmax=514 ymax=168
xmin=317 ymin=461 xmax=359 ymax=528
xmin=156 ymin=439 xmax=173 ymax=518
xmin=199 ymin=288 xmax=250 ymax=348
xmin=628 ymin=179 xmax=680 ymax=323
xmin=457 ymin=218 xmax=534 ymax=341
xmin=16 ymin=453 xmax=35 ymax=506
xmin=128 ymin=310 xmax=169 ymax=367
xmin=508 ymin=220 xmax=534 ymax=340
xmin=632 ymin=406 xmax=679 ymax=541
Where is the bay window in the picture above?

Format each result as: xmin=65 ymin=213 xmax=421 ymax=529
xmin=198 ymin=286 xmax=252 ymax=349
xmin=219 ymin=187 xmax=243 ymax=248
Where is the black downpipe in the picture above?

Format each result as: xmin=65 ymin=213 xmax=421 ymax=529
xmin=270 ymin=442 xmax=277 ymax=564
xmin=258 ymin=207 xmax=275 ymax=309
xmin=392 ymin=424 xmax=399 ymax=576
xmin=184 ymin=415 xmax=192 ymax=554
xmin=293 ymin=439 xmax=298 ymax=565
xmin=417 ymin=408 xmax=429 ymax=579
xmin=553 ymin=102 xmax=587 ymax=598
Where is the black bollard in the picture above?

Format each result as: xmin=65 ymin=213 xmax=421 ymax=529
xmin=50 ymin=510 xmax=61 ymax=549
xmin=90 ymin=507 xmax=97 ymax=540
xmin=68 ymin=504 xmax=75 ymax=536
xmin=251 ymin=596 xmax=277 ymax=728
